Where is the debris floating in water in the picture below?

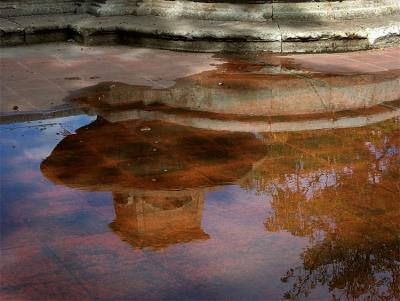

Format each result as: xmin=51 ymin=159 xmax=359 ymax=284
xmin=140 ymin=126 xmax=151 ymax=132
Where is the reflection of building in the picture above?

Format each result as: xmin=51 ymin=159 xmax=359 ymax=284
xmin=110 ymin=191 xmax=208 ymax=250
xmin=41 ymin=118 xmax=267 ymax=249
xmin=71 ymin=58 xmax=400 ymax=130
xmin=41 ymin=118 xmax=267 ymax=190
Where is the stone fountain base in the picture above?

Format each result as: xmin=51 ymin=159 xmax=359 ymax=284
xmin=1 ymin=0 xmax=399 ymax=52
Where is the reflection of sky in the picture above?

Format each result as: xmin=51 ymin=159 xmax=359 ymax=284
xmin=265 ymin=169 xmax=340 ymax=201
xmin=1 ymin=115 xmax=98 ymax=226
xmin=1 ymin=115 xmax=95 ymax=179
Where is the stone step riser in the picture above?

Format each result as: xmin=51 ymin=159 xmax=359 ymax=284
xmin=1 ymin=14 xmax=399 ymax=53
xmin=1 ymin=0 xmax=399 ymax=19
xmin=136 ymin=0 xmax=400 ymax=21
xmin=0 ymin=1 xmax=78 ymax=17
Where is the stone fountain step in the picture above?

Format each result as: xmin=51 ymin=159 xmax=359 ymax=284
xmin=136 ymin=0 xmax=400 ymax=21
xmin=2 ymin=0 xmax=399 ymax=20
xmin=0 ymin=0 xmax=80 ymax=17
xmin=94 ymin=100 xmax=400 ymax=133
xmin=1 ymin=13 xmax=399 ymax=52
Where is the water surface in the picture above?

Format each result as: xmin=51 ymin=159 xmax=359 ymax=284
xmin=1 ymin=109 xmax=399 ymax=300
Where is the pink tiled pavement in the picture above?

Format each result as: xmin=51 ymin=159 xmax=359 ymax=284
xmin=280 ymin=48 xmax=400 ymax=74
xmin=0 ymin=43 xmax=219 ymax=113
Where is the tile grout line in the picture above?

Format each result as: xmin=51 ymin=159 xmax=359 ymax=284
xmin=42 ymin=243 xmax=97 ymax=301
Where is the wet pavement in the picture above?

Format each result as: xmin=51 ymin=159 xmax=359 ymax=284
xmin=1 ymin=44 xmax=400 ymax=118
xmin=1 ymin=45 xmax=400 ymax=301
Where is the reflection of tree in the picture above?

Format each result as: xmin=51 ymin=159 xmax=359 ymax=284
xmin=252 ymin=119 xmax=400 ymax=300
xmin=271 ymin=176 xmax=400 ymax=301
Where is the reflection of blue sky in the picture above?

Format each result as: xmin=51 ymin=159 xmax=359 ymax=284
xmin=1 ymin=114 xmax=97 ymax=214
xmin=1 ymin=114 xmax=95 ymax=171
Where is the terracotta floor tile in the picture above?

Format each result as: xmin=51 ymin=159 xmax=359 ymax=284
xmin=1 ymin=224 xmax=39 ymax=250
xmin=47 ymin=232 xmax=147 ymax=275
xmin=1 ymin=279 xmax=92 ymax=301
xmin=78 ymin=263 xmax=180 ymax=300
xmin=28 ymin=209 xmax=110 ymax=243
xmin=0 ymin=244 xmax=72 ymax=288
xmin=3 ymin=78 xmax=55 ymax=91
xmin=12 ymin=87 xmax=68 ymax=110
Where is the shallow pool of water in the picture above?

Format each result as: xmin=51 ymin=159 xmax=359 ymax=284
xmin=1 ymin=109 xmax=399 ymax=300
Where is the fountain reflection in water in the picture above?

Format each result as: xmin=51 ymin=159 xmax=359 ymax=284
xmin=40 ymin=103 xmax=399 ymax=299
xmin=110 ymin=191 xmax=209 ymax=250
